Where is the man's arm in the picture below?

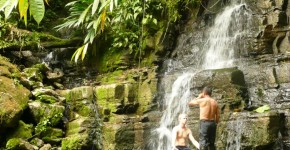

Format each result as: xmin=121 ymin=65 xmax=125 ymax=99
xmin=188 ymin=98 xmax=202 ymax=107
xmin=188 ymin=93 xmax=204 ymax=107
xmin=188 ymin=130 xmax=199 ymax=149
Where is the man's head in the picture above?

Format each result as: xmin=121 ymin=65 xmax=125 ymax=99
xmin=202 ymin=86 xmax=212 ymax=96
xmin=178 ymin=113 xmax=188 ymax=124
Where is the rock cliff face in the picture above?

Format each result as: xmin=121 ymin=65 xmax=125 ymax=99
xmin=0 ymin=55 xmax=158 ymax=149
xmin=0 ymin=0 xmax=289 ymax=150
xmin=151 ymin=0 xmax=290 ymax=149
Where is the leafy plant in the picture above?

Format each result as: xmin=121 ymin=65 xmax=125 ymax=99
xmin=109 ymin=0 xmax=159 ymax=56
xmin=55 ymin=0 xmax=118 ymax=63
xmin=0 ymin=0 xmax=48 ymax=25
xmin=35 ymin=112 xmax=63 ymax=134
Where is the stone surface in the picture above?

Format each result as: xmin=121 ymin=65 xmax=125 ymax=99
xmin=0 ymin=76 xmax=30 ymax=129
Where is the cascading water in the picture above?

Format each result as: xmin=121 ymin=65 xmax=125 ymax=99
xmin=149 ymin=0 xmax=251 ymax=149
xmin=149 ymin=72 xmax=196 ymax=150
xmin=202 ymin=1 xmax=250 ymax=69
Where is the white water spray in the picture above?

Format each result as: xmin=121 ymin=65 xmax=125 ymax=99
xmin=150 ymin=73 xmax=195 ymax=150
xmin=203 ymin=1 xmax=249 ymax=69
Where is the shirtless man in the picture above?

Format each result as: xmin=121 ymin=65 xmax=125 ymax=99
xmin=172 ymin=113 xmax=200 ymax=150
xmin=188 ymin=87 xmax=220 ymax=150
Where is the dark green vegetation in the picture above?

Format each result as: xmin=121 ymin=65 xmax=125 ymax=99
xmin=0 ymin=0 xmax=200 ymax=72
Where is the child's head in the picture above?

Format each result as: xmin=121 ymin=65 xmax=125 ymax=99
xmin=178 ymin=113 xmax=188 ymax=124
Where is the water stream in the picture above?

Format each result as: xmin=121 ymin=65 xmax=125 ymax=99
xmin=149 ymin=0 xmax=250 ymax=149
xmin=202 ymin=2 xmax=249 ymax=69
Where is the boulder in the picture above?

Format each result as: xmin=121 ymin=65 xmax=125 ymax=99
xmin=61 ymin=117 xmax=100 ymax=150
xmin=28 ymin=101 xmax=64 ymax=133
xmin=216 ymin=111 xmax=280 ymax=149
xmin=6 ymin=138 xmax=35 ymax=150
xmin=0 ymin=76 xmax=30 ymax=129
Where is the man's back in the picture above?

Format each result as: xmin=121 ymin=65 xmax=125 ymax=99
xmin=199 ymin=97 xmax=218 ymax=121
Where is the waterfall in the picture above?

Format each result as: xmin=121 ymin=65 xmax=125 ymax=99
xmin=202 ymin=1 xmax=249 ymax=69
xmin=42 ymin=51 xmax=55 ymax=64
xmin=149 ymin=0 xmax=251 ymax=149
xmin=149 ymin=72 xmax=195 ymax=150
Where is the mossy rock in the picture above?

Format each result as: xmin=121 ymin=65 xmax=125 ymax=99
xmin=64 ymin=87 xmax=97 ymax=117
xmin=66 ymin=86 xmax=94 ymax=102
xmin=0 ymin=66 xmax=12 ymax=77
xmin=95 ymin=84 xmax=125 ymax=114
xmin=22 ymin=68 xmax=44 ymax=82
xmin=6 ymin=138 xmax=34 ymax=150
xmin=0 ymin=55 xmax=19 ymax=74
xmin=102 ymin=124 xmax=117 ymax=149
xmin=275 ymin=63 xmax=290 ymax=84
xmin=41 ymin=127 xmax=63 ymax=145
xmin=0 ymin=76 xmax=30 ymax=128
xmin=115 ymin=125 xmax=135 ymax=150
xmin=35 ymin=95 xmax=58 ymax=104
xmin=62 ymin=117 xmax=98 ymax=150
xmin=192 ymin=67 xmax=248 ymax=111
xmin=61 ymin=134 xmax=88 ymax=150
xmin=31 ymin=63 xmax=51 ymax=73
xmin=28 ymin=101 xmax=64 ymax=127
xmin=6 ymin=120 xmax=33 ymax=140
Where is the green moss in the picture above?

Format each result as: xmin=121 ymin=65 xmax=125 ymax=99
xmin=6 ymin=138 xmax=21 ymax=150
xmin=31 ymin=63 xmax=50 ymax=73
xmin=0 ymin=66 xmax=12 ymax=77
xmin=103 ymin=124 xmax=116 ymax=148
xmin=0 ymin=76 xmax=29 ymax=127
xmin=23 ymin=68 xmax=44 ymax=82
xmin=33 ymin=104 xmax=64 ymax=135
xmin=7 ymin=120 xmax=33 ymax=140
xmin=75 ymin=103 xmax=91 ymax=116
xmin=0 ymin=55 xmax=19 ymax=74
xmin=36 ymin=95 xmax=58 ymax=103
xmin=61 ymin=135 xmax=83 ymax=150
xmin=100 ymin=70 xmax=124 ymax=84
xmin=41 ymin=127 xmax=63 ymax=143
xmin=66 ymin=87 xmax=94 ymax=102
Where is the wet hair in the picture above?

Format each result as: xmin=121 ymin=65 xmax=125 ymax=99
xmin=202 ymin=86 xmax=212 ymax=96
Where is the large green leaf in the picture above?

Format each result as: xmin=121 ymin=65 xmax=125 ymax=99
xmin=0 ymin=0 xmax=9 ymax=11
xmin=19 ymin=0 xmax=29 ymax=26
xmin=76 ymin=4 xmax=91 ymax=26
xmin=4 ymin=0 xmax=18 ymax=20
xmin=92 ymin=0 xmax=100 ymax=15
xmin=81 ymin=43 xmax=89 ymax=60
xmin=30 ymin=0 xmax=45 ymax=25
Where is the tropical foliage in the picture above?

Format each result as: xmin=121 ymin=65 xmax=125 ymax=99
xmin=56 ymin=0 xmax=187 ymax=63
xmin=0 ymin=0 xmax=48 ymax=25
xmin=0 ymin=0 xmax=198 ymax=65
xmin=55 ymin=0 xmax=118 ymax=63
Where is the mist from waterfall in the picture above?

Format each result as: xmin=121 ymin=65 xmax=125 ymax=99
xmin=148 ymin=0 xmax=251 ymax=149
